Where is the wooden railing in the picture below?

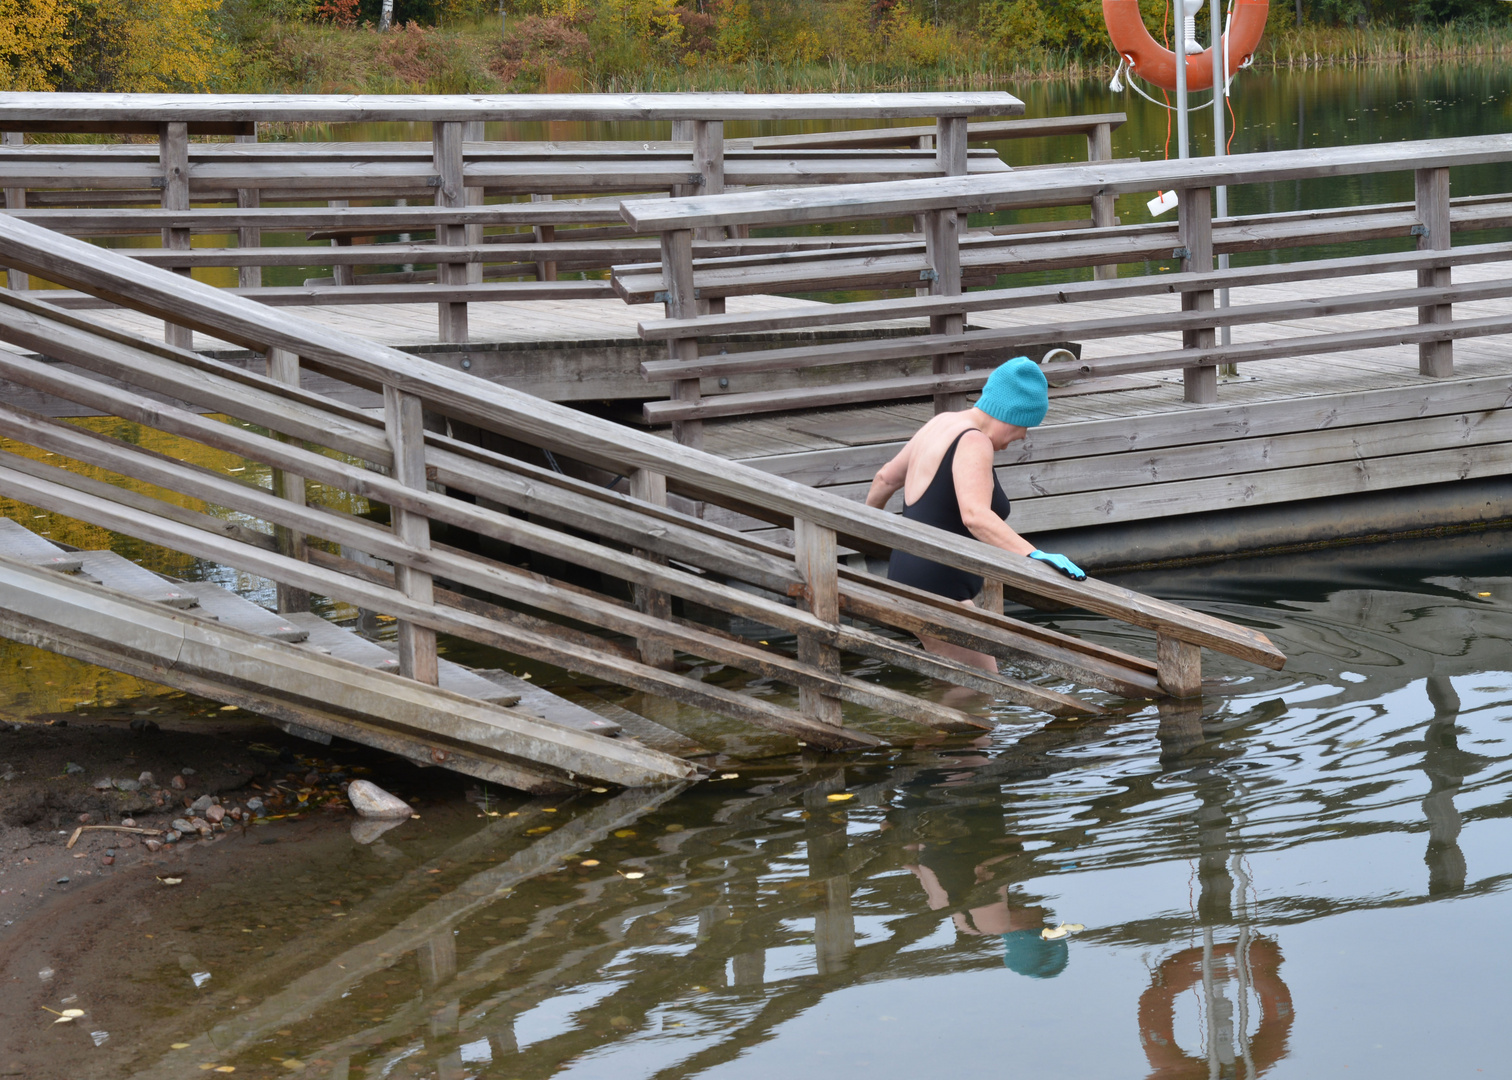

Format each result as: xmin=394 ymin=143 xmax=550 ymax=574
xmin=0 ymin=210 xmax=1283 ymax=754
xmin=618 ymin=133 xmax=1512 ymax=436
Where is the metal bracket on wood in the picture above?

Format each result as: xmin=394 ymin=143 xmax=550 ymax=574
xmin=427 ymin=176 xmax=441 ymax=187
xmin=1410 ymin=224 xmax=1428 ymax=237
xmin=1171 ymin=247 xmax=1190 ymax=260
xmin=150 ymin=178 xmax=165 ymax=189
xmin=918 ymin=269 xmax=938 ymax=282
xmin=652 ymin=289 xmax=699 ymax=303
xmin=685 ymin=173 xmax=705 ymax=185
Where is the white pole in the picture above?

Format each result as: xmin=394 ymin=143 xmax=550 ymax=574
xmin=1175 ymin=0 xmax=1191 ymax=160
xmin=1211 ymin=0 xmax=1231 ymax=355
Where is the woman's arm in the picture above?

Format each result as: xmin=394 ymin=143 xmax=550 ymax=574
xmin=866 ymin=442 xmax=912 ymax=509
xmin=952 ymin=430 xmax=1036 ymax=556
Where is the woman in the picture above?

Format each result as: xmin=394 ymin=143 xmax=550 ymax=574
xmin=865 ymin=356 xmax=1085 ymax=672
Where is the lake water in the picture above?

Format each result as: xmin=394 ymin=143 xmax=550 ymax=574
xmin=7 ymin=529 xmax=1510 ymax=1079
xmin=4 ymin=63 xmax=1512 ymax=1078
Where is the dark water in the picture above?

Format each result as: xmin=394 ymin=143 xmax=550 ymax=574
xmin=14 ymin=528 xmax=1510 ymax=1078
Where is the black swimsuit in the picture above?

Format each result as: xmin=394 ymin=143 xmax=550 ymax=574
xmin=887 ymin=430 xmax=1012 ymax=602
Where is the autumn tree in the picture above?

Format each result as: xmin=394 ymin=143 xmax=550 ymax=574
xmin=0 ymin=0 xmax=75 ymax=91
xmin=62 ymin=0 xmax=226 ymax=92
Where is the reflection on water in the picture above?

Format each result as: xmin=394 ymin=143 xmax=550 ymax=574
xmin=10 ymin=529 xmax=1508 ymax=1079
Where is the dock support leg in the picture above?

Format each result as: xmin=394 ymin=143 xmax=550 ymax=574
xmin=807 ymin=771 xmax=855 ymax=973
xmin=3 ymin=132 xmax=28 ymax=291
xmin=1088 ymin=122 xmax=1118 ymax=281
xmin=1416 ymin=166 xmax=1453 ymax=378
xmin=268 ymin=347 xmax=311 ymax=615
xmin=794 ymin=517 xmax=843 ymax=728
xmin=234 ymin=128 xmax=262 ymax=291
xmin=976 ymin=578 xmax=1004 ymax=616
xmin=531 ymin=193 xmax=557 ymax=281
xmin=660 ymin=228 xmax=704 ymax=450
xmin=924 ymin=209 xmax=966 ymax=414
xmin=433 ymin=120 xmax=469 ymax=344
xmin=328 ymin=199 xmax=353 ymax=286
xmin=384 ymin=384 xmax=439 ymax=685
xmin=1156 ymin=632 xmax=1202 ymax=698
xmin=158 ymin=122 xmax=193 ymax=351
xmin=1179 ymin=186 xmax=1217 ymax=405
xmin=629 ymin=468 xmax=676 ymax=670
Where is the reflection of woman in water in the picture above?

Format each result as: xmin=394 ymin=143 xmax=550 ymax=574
xmin=903 ymin=840 xmax=1070 ymax=979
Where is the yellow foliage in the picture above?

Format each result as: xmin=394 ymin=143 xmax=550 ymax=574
xmin=878 ymin=2 xmax=950 ymax=66
xmin=542 ymin=0 xmax=592 ymax=23
xmin=0 ymin=0 xmax=75 ymax=91
xmin=600 ymin=0 xmax=685 ymax=49
xmin=86 ymin=0 xmax=225 ymax=92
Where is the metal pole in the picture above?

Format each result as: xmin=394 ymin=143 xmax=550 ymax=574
xmin=1211 ymin=0 xmax=1234 ymax=362
xmin=1175 ymin=0 xmax=1191 ymax=160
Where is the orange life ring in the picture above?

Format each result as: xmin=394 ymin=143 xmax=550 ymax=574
xmin=1137 ymin=936 xmax=1293 ymax=1079
xmin=1103 ymin=0 xmax=1269 ymax=93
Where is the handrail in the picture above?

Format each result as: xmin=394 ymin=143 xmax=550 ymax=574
xmin=618 ymin=132 xmax=1512 ymax=230
xmin=0 ymin=209 xmax=1285 ymax=703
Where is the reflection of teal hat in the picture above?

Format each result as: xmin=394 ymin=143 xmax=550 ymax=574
xmin=975 ymin=356 xmax=1049 ymax=428
xmin=1002 ymin=929 xmax=1069 ymax=979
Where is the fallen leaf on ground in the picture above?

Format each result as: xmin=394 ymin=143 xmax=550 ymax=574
xmin=580 ymin=859 xmax=600 ymax=867
xmin=171 ymin=1043 xmax=190 ymax=1050
xmin=157 ymin=877 xmax=183 ymax=886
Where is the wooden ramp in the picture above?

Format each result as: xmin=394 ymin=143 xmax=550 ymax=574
xmin=0 ymin=537 xmax=695 ymax=793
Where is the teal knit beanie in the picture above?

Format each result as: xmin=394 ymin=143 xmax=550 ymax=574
xmin=975 ymin=356 xmax=1049 ymax=427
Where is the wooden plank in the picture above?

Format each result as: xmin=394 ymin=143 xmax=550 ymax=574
xmin=618 ymin=132 xmax=1512 ymax=231
xmin=43 ymin=280 xmax=619 ymax=309
xmin=0 ymin=92 xmax=1025 ymax=125
xmin=793 ymin=517 xmax=842 ymax=727
xmin=1179 ymin=185 xmax=1216 ymax=404
xmin=628 ymin=467 xmax=675 ymax=670
xmin=746 ymin=114 xmax=1126 ymax=150
xmin=384 ymin=384 xmax=440 ymax=684
xmin=0 ymin=516 xmax=81 ymax=571
xmin=635 ymin=240 xmax=1512 ymax=340
xmin=1157 ymin=633 xmax=1202 ymax=697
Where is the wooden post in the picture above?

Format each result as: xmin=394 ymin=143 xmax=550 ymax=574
xmin=924 ymin=209 xmax=966 ymax=413
xmin=158 ymin=122 xmax=193 ymax=350
xmin=692 ymin=119 xmax=727 ymax=313
xmin=934 ymin=115 xmax=968 ymax=177
xmin=628 ymin=468 xmax=675 ymax=670
xmin=793 ymin=517 xmax=843 ymax=727
xmin=530 ymin=193 xmax=557 ymax=281
xmin=1178 ymin=186 xmax=1217 ymax=405
xmin=1415 ymin=166 xmax=1453 ymax=378
xmin=267 ymin=347 xmax=311 ymax=615
xmin=383 ymin=383 xmax=439 ymax=685
xmin=463 ymin=120 xmax=485 ymax=287
xmin=806 ymin=771 xmax=855 ymax=974
xmin=233 ymin=130 xmax=261 ymax=290
xmin=1087 ymin=122 xmax=1118 ymax=281
xmin=328 ymin=199 xmax=354 ymax=286
xmin=1156 ymin=632 xmax=1202 ymax=698
xmin=976 ymin=578 xmax=1004 ymax=615
xmin=660 ymin=227 xmax=703 ymax=449
xmin=2 ymin=132 xmax=27 ymax=291
xmin=432 ymin=121 xmax=468 ymax=343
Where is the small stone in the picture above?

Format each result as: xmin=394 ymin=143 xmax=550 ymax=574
xmin=128 ymin=717 xmax=159 ymax=735
xmin=93 ymin=778 xmax=115 ymax=791
xmin=153 ymin=792 xmax=167 ymax=808
xmin=346 ymin=780 xmax=413 ymax=820
xmin=144 ymin=839 xmax=162 ymax=853
xmin=77 ymin=812 xmax=93 ymax=824
xmin=64 ymin=762 xmax=84 ymax=775
xmin=121 ymin=818 xmax=136 ymax=828
xmin=171 ymin=818 xmax=195 ymax=834
xmin=163 ymin=830 xmax=181 ymax=843
xmin=245 ymin=797 xmax=264 ymax=815
xmin=205 ymin=805 xmax=225 ymax=824
xmin=228 ymin=807 xmax=243 ymax=821
xmin=137 ymin=771 xmax=154 ymax=786
xmin=56 ymin=877 xmax=69 ymax=885
xmin=170 ymin=775 xmax=186 ymax=791
xmin=101 ymin=855 xmax=114 ymax=866
xmin=113 ymin=779 xmax=141 ymax=793
xmin=189 ymin=817 xmax=211 ymax=836
xmin=180 ymin=767 xmax=196 ymax=776
xmin=303 ymin=771 xmax=321 ymax=785
xmin=189 ymin=794 xmax=213 ymax=814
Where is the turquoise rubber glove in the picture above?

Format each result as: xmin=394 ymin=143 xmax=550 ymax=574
xmin=1029 ymin=550 xmax=1086 ymax=581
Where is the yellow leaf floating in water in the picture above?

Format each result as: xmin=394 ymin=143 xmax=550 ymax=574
xmin=1040 ymin=923 xmax=1086 ymax=940
xmin=580 ymin=859 xmax=600 ymax=867
xmin=281 ymin=1060 xmax=306 ymax=1072
xmin=621 ymin=871 xmax=645 ymax=879
xmin=826 ymin=793 xmax=854 ymax=802
xmin=613 ymin=829 xmax=636 ymax=838
xmin=171 ymin=1043 xmax=191 ymax=1050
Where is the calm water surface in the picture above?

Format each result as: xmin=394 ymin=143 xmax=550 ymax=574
xmin=13 ymin=529 xmax=1508 ymax=1079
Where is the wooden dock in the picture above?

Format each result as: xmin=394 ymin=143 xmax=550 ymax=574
xmin=36 ymin=91 xmax=1512 ymax=790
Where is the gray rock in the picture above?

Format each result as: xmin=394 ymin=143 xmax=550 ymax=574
xmin=346 ymin=780 xmax=413 ymax=820
xmin=64 ymin=762 xmax=84 ymax=775
xmin=188 ymin=794 xmax=213 ymax=814
xmin=180 ymin=767 xmax=196 ymax=776
xmin=245 ymin=797 xmax=264 ymax=814
xmin=163 ymin=830 xmax=181 ymax=843
xmin=171 ymin=818 xmax=195 ymax=834
xmin=144 ymin=839 xmax=163 ymax=853
xmin=114 ymin=779 xmax=141 ymax=793
xmin=137 ymin=771 xmax=154 ymax=785
xmin=205 ymin=805 xmax=225 ymax=825
xmin=169 ymin=775 xmax=186 ymax=791
xmin=93 ymin=777 xmax=115 ymax=791
xmin=188 ymin=817 xmax=211 ymax=836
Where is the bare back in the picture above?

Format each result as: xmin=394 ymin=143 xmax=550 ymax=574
xmin=900 ymin=412 xmax=984 ymax=506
